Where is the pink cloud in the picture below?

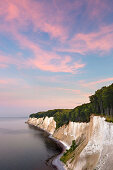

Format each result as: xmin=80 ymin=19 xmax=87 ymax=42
xmin=0 ymin=98 xmax=77 ymax=109
xmin=8 ymin=31 xmax=85 ymax=73
xmin=28 ymin=55 xmax=85 ymax=73
xmin=36 ymin=75 xmax=75 ymax=85
xmin=56 ymin=87 xmax=81 ymax=94
xmin=0 ymin=0 xmax=112 ymax=42
xmin=86 ymin=0 xmax=112 ymax=19
xmin=0 ymin=34 xmax=85 ymax=73
xmin=0 ymin=55 xmax=14 ymax=68
xmin=74 ymin=25 xmax=113 ymax=52
xmin=1 ymin=0 xmax=110 ymax=41
xmin=0 ymin=0 xmax=69 ymax=40
xmin=6 ymin=3 xmax=19 ymax=20
xmin=0 ymin=79 xmax=90 ymax=110
xmin=80 ymin=77 xmax=113 ymax=87
xmin=57 ymin=24 xmax=113 ymax=54
xmin=0 ymin=0 xmax=112 ymax=74
xmin=0 ymin=80 xmax=8 ymax=85
xmin=0 ymin=54 xmax=26 ymax=69
xmin=0 ymin=63 xmax=8 ymax=68
xmin=0 ymin=1 xmax=86 ymax=74
xmin=0 ymin=91 xmax=89 ymax=109
xmin=0 ymin=78 xmax=28 ymax=87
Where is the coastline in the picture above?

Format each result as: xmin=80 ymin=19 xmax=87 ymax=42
xmin=27 ymin=123 xmax=67 ymax=170
xmin=49 ymin=135 xmax=67 ymax=170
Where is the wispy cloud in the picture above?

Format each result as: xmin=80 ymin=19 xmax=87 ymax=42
xmin=0 ymin=78 xmax=30 ymax=88
xmin=56 ymin=87 xmax=81 ymax=94
xmin=0 ymin=54 xmax=25 ymax=69
xmin=86 ymin=0 xmax=112 ymax=19
xmin=0 ymin=0 xmax=113 ymax=74
xmin=0 ymin=30 xmax=85 ymax=73
xmin=0 ymin=0 xmax=86 ymax=73
xmin=0 ymin=0 xmax=68 ymax=40
xmin=80 ymin=77 xmax=113 ymax=88
xmin=57 ymin=24 xmax=113 ymax=55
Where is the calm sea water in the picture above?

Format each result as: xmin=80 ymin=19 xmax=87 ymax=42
xmin=0 ymin=118 xmax=61 ymax=170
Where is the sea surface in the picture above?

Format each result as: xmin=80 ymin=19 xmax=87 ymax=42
xmin=0 ymin=117 xmax=62 ymax=170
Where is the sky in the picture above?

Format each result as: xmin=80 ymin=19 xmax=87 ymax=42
xmin=0 ymin=0 xmax=113 ymax=117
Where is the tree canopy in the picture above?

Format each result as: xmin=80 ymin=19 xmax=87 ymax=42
xmin=30 ymin=83 xmax=113 ymax=128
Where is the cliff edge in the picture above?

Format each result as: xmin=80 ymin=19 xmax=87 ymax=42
xmin=27 ymin=115 xmax=113 ymax=170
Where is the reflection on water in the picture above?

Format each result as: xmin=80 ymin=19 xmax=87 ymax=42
xmin=0 ymin=118 xmax=61 ymax=170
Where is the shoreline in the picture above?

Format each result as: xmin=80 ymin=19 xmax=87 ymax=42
xmin=49 ymin=135 xmax=67 ymax=170
xmin=27 ymin=123 xmax=67 ymax=170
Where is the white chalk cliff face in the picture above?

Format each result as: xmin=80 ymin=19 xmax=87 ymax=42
xmin=27 ymin=117 xmax=56 ymax=134
xmin=27 ymin=116 xmax=113 ymax=170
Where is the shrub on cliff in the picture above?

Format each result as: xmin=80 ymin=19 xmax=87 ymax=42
xmin=60 ymin=140 xmax=78 ymax=163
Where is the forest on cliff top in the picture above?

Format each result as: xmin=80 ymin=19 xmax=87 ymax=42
xmin=30 ymin=83 xmax=113 ymax=128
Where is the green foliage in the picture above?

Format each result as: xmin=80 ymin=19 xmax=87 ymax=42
xmin=29 ymin=83 xmax=113 ymax=128
xmin=69 ymin=103 xmax=93 ymax=123
xmin=90 ymin=83 xmax=113 ymax=116
xmin=105 ymin=115 xmax=113 ymax=123
xmin=69 ymin=140 xmax=78 ymax=152
xmin=54 ymin=109 xmax=71 ymax=128
xmin=60 ymin=140 xmax=78 ymax=163
xmin=29 ymin=104 xmax=92 ymax=129
xmin=30 ymin=109 xmax=71 ymax=129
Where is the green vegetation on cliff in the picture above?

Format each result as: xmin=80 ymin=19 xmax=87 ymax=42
xmin=60 ymin=135 xmax=86 ymax=164
xmin=90 ymin=83 xmax=113 ymax=116
xmin=30 ymin=83 xmax=113 ymax=128
xmin=60 ymin=140 xmax=78 ymax=163
xmin=30 ymin=109 xmax=71 ymax=128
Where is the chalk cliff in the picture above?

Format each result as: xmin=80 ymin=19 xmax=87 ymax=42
xmin=27 ymin=117 xmax=56 ymax=134
xmin=27 ymin=116 xmax=113 ymax=170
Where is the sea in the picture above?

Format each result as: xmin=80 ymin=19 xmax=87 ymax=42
xmin=0 ymin=117 xmax=62 ymax=170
